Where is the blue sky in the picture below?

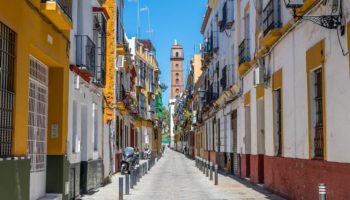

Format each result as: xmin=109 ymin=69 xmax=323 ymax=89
xmin=124 ymin=0 xmax=207 ymax=106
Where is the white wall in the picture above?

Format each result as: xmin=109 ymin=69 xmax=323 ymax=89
xmin=68 ymin=72 xmax=103 ymax=162
xmin=240 ymin=1 xmax=350 ymax=163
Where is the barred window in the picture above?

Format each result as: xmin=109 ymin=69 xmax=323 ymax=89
xmin=28 ymin=56 xmax=48 ymax=172
xmin=0 ymin=22 xmax=16 ymax=157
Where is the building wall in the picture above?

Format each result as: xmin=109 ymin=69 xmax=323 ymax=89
xmin=103 ymin=0 xmax=116 ymax=123
xmin=236 ymin=0 xmax=350 ymax=198
xmin=0 ymin=0 xmax=70 ymax=157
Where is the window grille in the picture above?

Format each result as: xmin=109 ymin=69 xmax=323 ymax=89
xmin=273 ymin=89 xmax=282 ymax=156
xmin=28 ymin=56 xmax=48 ymax=172
xmin=0 ymin=22 xmax=15 ymax=157
xmin=314 ymin=68 xmax=323 ymax=158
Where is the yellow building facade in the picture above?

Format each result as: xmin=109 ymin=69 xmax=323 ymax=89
xmin=0 ymin=0 xmax=72 ymax=199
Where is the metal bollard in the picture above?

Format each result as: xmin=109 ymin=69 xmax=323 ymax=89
xmin=145 ymin=163 xmax=148 ymax=174
xmin=210 ymin=162 xmax=213 ymax=180
xmin=130 ymin=170 xmax=134 ymax=189
xmin=206 ymin=161 xmax=209 ymax=177
xmin=125 ymin=174 xmax=129 ymax=195
xmin=203 ymin=160 xmax=206 ymax=174
xmin=319 ymin=183 xmax=326 ymax=200
xmin=119 ymin=177 xmax=123 ymax=200
xmin=137 ymin=167 xmax=140 ymax=182
xmin=214 ymin=164 xmax=218 ymax=185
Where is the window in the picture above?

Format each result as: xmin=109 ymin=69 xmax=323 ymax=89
xmin=176 ymin=78 xmax=179 ymax=84
xmin=28 ymin=56 xmax=48 ymax=172
xmin=311 ymin=68 xmax=324 ymax=158
xmin=273 ymin=89 xmax=282 ymax=156
xmin=176 ymin=88 xmax=179 ymax=93
xmin=72 ymin=100 xmax=79 ymax=153
xmin=0 ymin=22 xmax=15 ymax=157
xmin=221 ymin=66 xmax=227 ymax=90
xmin=217 ymin=118 xmax=220 ymax=152
xmin=220 ymin=2 xmax=227 ymax=31
xmin=176 ymin=73 xmax=179 ymax=77
xmin=154 ymin=129 xmax=158 ymax=140
xmin=93 ymin=103 xmax=98 ymax=152
xmin=176 ymin=52 xmax=179 ymax=57
xmin=176 ymin=64 xmax=179 ymax=67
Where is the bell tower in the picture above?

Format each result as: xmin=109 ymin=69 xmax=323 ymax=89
xmin=170 ymin=40 xmax=184 ymax=99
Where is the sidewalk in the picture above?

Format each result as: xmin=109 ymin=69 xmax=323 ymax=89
xmin=79 ymin=159 xmax=152 ymax=200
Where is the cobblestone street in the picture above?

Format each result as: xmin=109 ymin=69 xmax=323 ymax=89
xmin=82 ymin=149 xmax=284 ymax=200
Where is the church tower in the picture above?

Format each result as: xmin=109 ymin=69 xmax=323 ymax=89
xmin=170 ymin=40 xmax=184 ymax=99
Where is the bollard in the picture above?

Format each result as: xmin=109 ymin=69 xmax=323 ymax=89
xmin=125 ymin=174 xmax=129 ymax=195
xmin=145 ymin=163 xmax=148 ymax=174
xmin=319 ymin=183 xmax=326 ymax=200
xmin=206 ymin=161 xmax=209 ymax=177
xmin=119 ymin=177 xmax=123 ymax=200
xmin=199 ymin=158 xmax=202 ymax=171
xmin=214 ymin=164 xmax=218 ymax=185
xmin=203 ymin=160 xmax=206 ymax=174
xmin=209 ymin=162 xmax=213 ymax=180
xmin=137 ymin=167 xmax=140 ymax=182
xmin=130 ymin=170 xmax=134 ymax=189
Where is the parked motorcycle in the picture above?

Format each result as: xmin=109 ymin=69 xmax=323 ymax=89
xmin=144 ymin=148 xmax=152 ymax=159
xmin=121 ymin=147 xmax=139 ymax=174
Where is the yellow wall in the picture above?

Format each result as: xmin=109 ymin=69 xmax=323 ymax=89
xmin=103 ymin=0 xmax=116 ymax=123
xmin=0 ymin=0 xmax=70 ymax=156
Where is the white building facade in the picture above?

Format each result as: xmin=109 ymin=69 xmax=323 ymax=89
xmin=68 ymin=0 xmax=108 ymax=197
xmin=236 ymin=0 xmax=350 ymax=199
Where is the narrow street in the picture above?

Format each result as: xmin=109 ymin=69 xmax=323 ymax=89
xmin=122 ymin=149 xmax=283 ymax=200
xmin=81 ymin=148 xmax=285 ymax=200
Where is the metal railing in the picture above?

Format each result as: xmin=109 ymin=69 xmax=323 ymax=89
xmin=76 ymin=35 xmax=96 ymax=77
xmin=262 ymin=0 xmax=281 ymax=36
xmin=0 ymin=22 xmax=16 ymax=157
xmin=205 ymin=92 xmax=218 ymax=104
xmin=239 ymin=39 xmax=250 ymax=65
xmin=42 ymin=0 xmax=72 ymax=19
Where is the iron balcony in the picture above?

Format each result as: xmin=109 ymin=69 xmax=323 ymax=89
xmin=76 ymin=35 xmax=96 ymax=77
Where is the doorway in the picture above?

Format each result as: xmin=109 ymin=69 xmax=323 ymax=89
xmin=257 ymin=98 xmax=265 ymax=183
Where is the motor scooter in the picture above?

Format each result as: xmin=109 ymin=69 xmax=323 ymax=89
xmin=121 ymin=147 xmax=139 ymax=174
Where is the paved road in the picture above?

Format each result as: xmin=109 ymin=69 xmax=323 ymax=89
xmin=124 ymin=149 xmax=284 ymax=200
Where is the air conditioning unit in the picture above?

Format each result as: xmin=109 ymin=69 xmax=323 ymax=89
xmin=253 ymin=66 xmax=265 ymax=86
xmin=74 ymin=75 xmax=80 ymax=89
xmin=285 ymin=0 xmax=304 ymax=8
xmin=117 ymin=55 xmax=125 ymax=69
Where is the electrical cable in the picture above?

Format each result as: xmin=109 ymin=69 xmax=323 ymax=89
xmin=336 ymin=26 xmax=349 ymax=56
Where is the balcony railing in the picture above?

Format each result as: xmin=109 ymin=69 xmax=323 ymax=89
xmin=205 ymin=91 xmax=218 ymax=104
xmin=239 ymin=39 xmax=250 ymax=65
xmin=76 ymin=35 xmax=96 ymax=77
xmin=42 ymin=0 xmax=72 ymax=19
xmin=262 ymin=0 xmax=281 ymax=36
